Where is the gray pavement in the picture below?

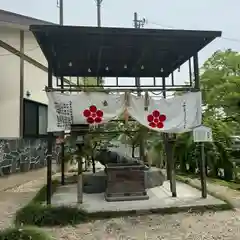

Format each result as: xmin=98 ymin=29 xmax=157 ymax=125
xmin=51 ymin=180 xmax=226 ymax=213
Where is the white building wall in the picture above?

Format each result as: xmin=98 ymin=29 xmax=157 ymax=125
xmin=0 ymin=27 xmax=20 ymax=138
xmin=0 ymin=26 xmax=49 ymax=138
xmin=23 ymin=31 xmax=48 ymax=105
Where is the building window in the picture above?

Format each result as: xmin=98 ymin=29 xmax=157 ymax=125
xmin=23 ymin=99 xmax=47 ymax=137
xmin=39 ymin=105 xmax=48 ymax=135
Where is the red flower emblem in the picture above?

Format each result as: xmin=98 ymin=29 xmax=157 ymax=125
xmin=147 ymin=110 xmax=166 ymax=129
xmin=83 ymin=105 xmax=103 ymax=124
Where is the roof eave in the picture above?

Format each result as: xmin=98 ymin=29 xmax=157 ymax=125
xmin=0 ymin=9 xmax=56 ymax=30
xmin=0 ymin=21 xmax=29 ymax=30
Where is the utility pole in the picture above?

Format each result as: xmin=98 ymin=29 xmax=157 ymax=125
xmin=59 ymin=0 xmax=63 ymax=25
xmin=133 ymin=12 xmax=145 ymax=29
xmin=95 ymin=0 xmax=103 ymax=27
xmin=133 ymin=13 xmax=145 ymax=91
xmin=94 ymin=0 xmax=103 ymax=86
xmin=133 ymin=12 xmax=146 ymax=163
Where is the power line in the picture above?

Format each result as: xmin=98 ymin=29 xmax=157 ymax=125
xmin=147 ymin=19 xmax=240 ymax=43
xmin=146 ymin=20 xmax=174 ymax=29
xmin=221 ymin=37 xmax=240 ymax=43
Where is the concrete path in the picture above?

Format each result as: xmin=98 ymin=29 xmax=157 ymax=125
xmin=0 ymin=168 xmax=47 ymax=229
xmin=51 ymin=180 xmax=226 ymax=213
xmin=0 ymin=168 xmax=46 ymax=192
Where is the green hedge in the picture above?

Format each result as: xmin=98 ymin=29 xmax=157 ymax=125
xmin=0 ymin=226 xmax=51 ymax=240
xmin=15 ymin=204 xmax=87 ymax=226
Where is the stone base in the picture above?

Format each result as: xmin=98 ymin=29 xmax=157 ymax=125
xmin=105 ymin=164 xmax=148 ymax=202
xmin=105 ymin=192 xmax=149 ymax=202
xmin=63 ymin=168 xmax=165 ymax=194
xmin=145 ymin=168 xmax=165 ymax=188
xmin=83 ymin=171 xmax=106 ymax=194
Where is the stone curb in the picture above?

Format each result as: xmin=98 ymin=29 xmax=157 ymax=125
xmin=86 ymin=203 xmax=231 ymax=220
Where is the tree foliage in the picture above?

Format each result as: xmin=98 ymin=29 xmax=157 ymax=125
xmin=173 ymin=49 xmax=240 ymax=181
xmin=201 ymin=49 xmax=240 ymax=124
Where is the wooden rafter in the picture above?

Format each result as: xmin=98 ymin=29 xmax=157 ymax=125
xmin=0 ymin=39 xmax=72 ymax=85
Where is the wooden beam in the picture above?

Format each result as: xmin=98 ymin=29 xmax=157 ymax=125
xmin=0 ymin=39 xmax=72 ymax=85
xmin=19 ymin=30 xmax=24 ymax=138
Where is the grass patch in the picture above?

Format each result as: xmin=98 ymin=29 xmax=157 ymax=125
xmin=15 ymin=204 xmax=87 ymax=226
xmin=177 ymin=172 xmax=240 ymax=191
xmin=176 ymin=174 xmax=235 ymax=209
xmin=207 ymin=178 xmax=240 ymax=191
xmin=0 ymin=226 xmax=51 ymax=240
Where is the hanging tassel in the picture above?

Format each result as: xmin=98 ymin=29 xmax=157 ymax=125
xmin=125 ymin=92 xmax=130 ymax=107
xmin=124 ymin=92 xmax=130 ymax=125
xmin=123 ymin=108 xmax=129 ymax=125
xmin=144 ymin=91 xmax=149 ymax=111
xmin=123 ymin=92 xmax=131 ymax=156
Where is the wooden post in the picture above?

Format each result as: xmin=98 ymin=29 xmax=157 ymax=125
xmin=19 ymin=30 xmax=24 ymax=138
xmin=200 ymin=142 xmax=207 ymax=198
xmin=71 ymin=124 xmax=89 ymax=204
xmin=169 ymin=135 xmax=177 ymax=197
xmin=60 ymin=76 xmax=65 ymax=185
xmin=193 ymin=53 xmax=207 ymax=198
xmin=77 ymin=147 xmax=83 ymax=203
xmin=60 ymin=138 xmax=65 ymax=185
xmin=162 ymin=77 xmax=171 ymax=181
xmin=46 ymin=60 xmax=53 ymax=205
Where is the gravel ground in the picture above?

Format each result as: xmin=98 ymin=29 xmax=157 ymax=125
xmin=1 ymin=167 xmax=240 ymax=239
xmin=46 ymin=210 xmax=240 ymax=240
xmin=47 ymin=171 xmax=240 ymax=240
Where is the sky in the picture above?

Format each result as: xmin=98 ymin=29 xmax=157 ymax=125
xmin=1 ymin=0 xmax=240 ymax=88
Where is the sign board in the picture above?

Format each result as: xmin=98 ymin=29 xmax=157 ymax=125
xmin=193 ymin=125 xmax=213 ymax=142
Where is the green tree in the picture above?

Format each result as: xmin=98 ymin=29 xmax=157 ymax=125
xmin=201 ymin=49 xmax=240 ymax=124
xmin=116 ymin=121 xmax=142 ymax=157
xmin=81 ymin=77 xmax=104 ymax=91
xmin=173 ymin=49 xmax=240 ymax=180
xmin=173 ymin=117 xmax=233 ymax=179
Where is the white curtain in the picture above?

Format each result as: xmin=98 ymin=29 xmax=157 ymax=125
xmin=127 ymin=92 xmax=202 ymax=133
xmin=47 ymin=91 xmax=202 ymax=133
xmin=47 ymin=92 xmax=125 ymax=132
